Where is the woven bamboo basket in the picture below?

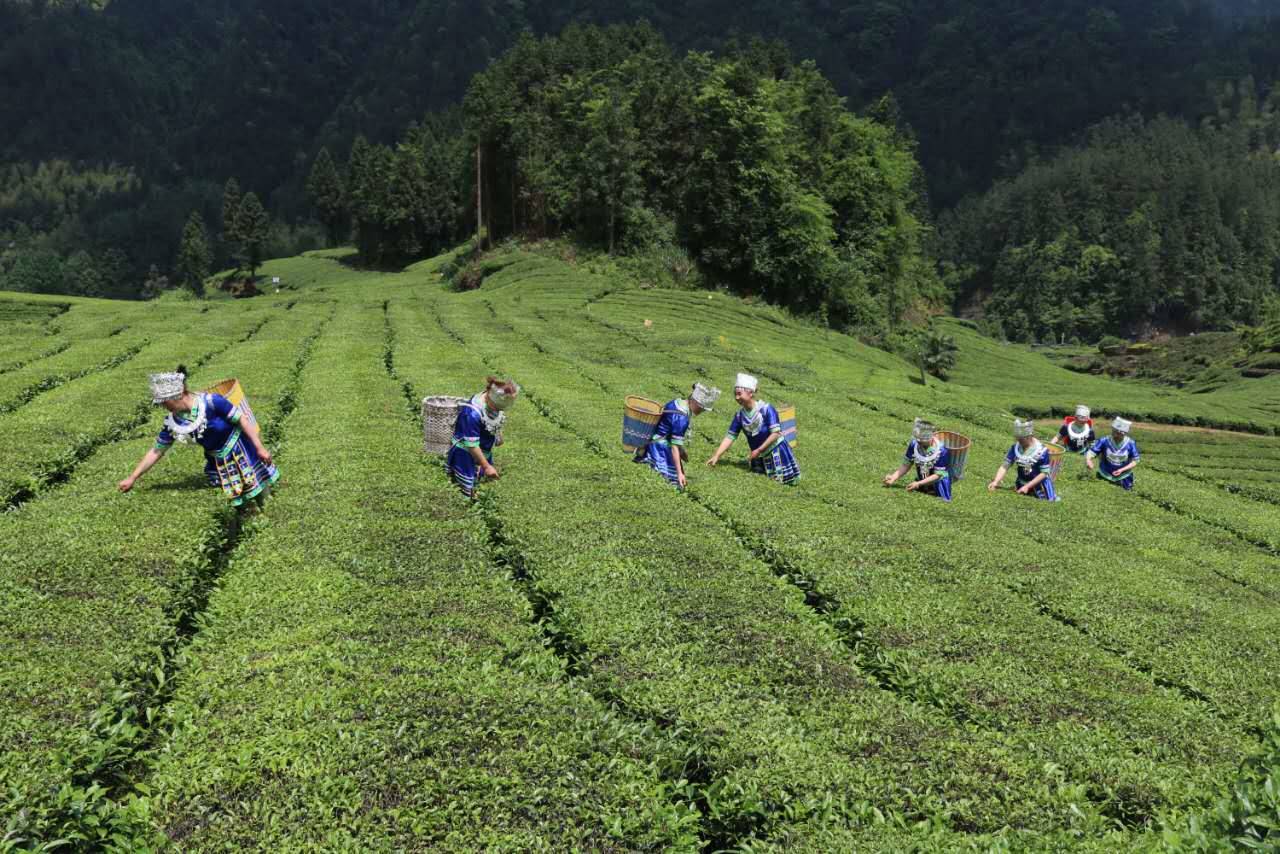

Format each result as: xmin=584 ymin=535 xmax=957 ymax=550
xmin=936 ymin=430 xmax=971 ymax=482
xmin=1045 ymin=442 xmax=1066 ymax=481
xmin=622 ymin=396 xmax=663 ymax=452
xmin=205 ymin=378 xmax=257 ymax=427
xmin=422 ymin=395 xmax=465 ymax=455
xmin=777 ymin=404 xmax=798 ymax=448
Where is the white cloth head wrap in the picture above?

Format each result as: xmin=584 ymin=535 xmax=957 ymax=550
xmin=912 ymin=418 xmax=936 ymax=442
xmin=489 ymin=381 xmax=519 ymax=411
xmin=690 ymin=383 xmax=721 ymax=411
xmin=150 ymin=372 xmax=186 ymax=404
xmin=1111 ymin=417 xmax=1132 ymax=434
xmin=1075 ymin=404 xmax=1091 ymax=420
xmin=735 ymin=372 xmax=758 ymax=392
xmin=1013 ymin=418 xmax=1035 ymax=438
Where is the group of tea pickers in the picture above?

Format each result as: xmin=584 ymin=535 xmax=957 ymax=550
xmin=440 ymin=370 xmax=1140 ymax=503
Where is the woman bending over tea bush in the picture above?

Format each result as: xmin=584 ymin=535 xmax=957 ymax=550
xmin=119 ymin=367 xmax=278 ymax=510
xmin=884 ymin=419 xmax=952 ymax=501
xmin=988 ymin=419 xmax=1058 ymax=501
xmin=446 ymin=376 xmax=518 ymax=498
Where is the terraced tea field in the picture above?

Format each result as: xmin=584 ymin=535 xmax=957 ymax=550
xmin=1 ymin=251 xmax=1277 ymax=851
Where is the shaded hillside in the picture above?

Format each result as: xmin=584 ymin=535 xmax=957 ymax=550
xmin=4 ymin=0 xmax=1280 ymax=210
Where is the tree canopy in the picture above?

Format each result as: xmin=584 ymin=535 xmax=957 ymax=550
xmin=938 ymin=83 xmax=1280 ymax=341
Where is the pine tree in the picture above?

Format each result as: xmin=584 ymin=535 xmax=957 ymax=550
xmin=235 ymin=192 xmax=270 ymax=279
xmin=222 ymin=177 xmax=244 ymax=268
xmin=306 ymin=147 xmax=346 ymax=247
xmin=174 ymin=211 xmax=211 ymax=296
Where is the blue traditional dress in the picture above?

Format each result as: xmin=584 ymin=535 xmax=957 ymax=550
xmin=155 ymin=392 xmax=278 ymax=507
xmin=1004 ymin=441 xmax=1058 ymax=501
xmin=1090 ymin=435 xmax=1140 ymax=490
xmin=904 ymin=438 xmax=952 ymax=501
xmin=1056 ymin=418 xmax=1095 ymax=454
xmin=446 ymin=393 xmax=505 ymax=498
xmin=727 ymin=400 xmax=801 ymax=484
xmin=638 ymin=398 xmax=690 ymax=487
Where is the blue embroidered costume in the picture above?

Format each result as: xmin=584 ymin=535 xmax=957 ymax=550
xmin=446 ymin=393 xmax=504 ymax=498
xmin=1004 ymin=441 xmax=1058 ymax=501
xmin=904 ymin=438 xmax=952 ymax=501
xmin=1056 ymin=418 xmax=1095 ymax=454
xmin=638 ymin=399 xmax=690 ymax=486
xmin=1090 ymin=435 xmax=1140 ymax=490
xmin=727 ymin=401 xmax=800 ymax=484
xmin=155 ymin=392 xmax=278 ymax=507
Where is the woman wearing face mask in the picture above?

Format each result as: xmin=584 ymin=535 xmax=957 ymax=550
xmin=446 ymin=376 xmax=519 ymax=499
xmin=119 ymin=366 xmax=278 ymax=510
xmin=988 ymin=419 xmax=1058 ymax=501
xmin=883 ymin=418 xmax=952 ymax=501
xmin=1087 ymin=417 xmax=1141 ymax=490
xmin=636 ymin=382 xmax=720 ymax=489
xmin=706 ymin=373 xmax=800 ymax=484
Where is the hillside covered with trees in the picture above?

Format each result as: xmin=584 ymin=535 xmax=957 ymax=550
xmin=938 ymin=82 xmax=1280 ymax=342
xmin=2 ymin=0 xmax=1280 ymax=339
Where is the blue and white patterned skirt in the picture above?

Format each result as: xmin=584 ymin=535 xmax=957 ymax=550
xmin=203 ymin=433 xmax=279 ymax=507
xmin=750 ymin=439 xmax=801 ymax=484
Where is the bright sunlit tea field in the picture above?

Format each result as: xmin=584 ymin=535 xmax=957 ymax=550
xmin=3 ymin=247 xmax=1279 ymax=851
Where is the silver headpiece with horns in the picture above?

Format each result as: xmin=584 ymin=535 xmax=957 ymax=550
xmin=912 ymin=418 xmax=937 ymax=442
xmin=690 ymin=383 xmax=721 ymax=411
xmin=149 ymin=372 xmax=186 ymax=404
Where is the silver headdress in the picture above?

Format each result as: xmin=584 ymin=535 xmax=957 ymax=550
xmin=734 ymin=372 xmax=758 ymax=392
xmin=1075 ymin=404 xmax=1091 ymax=420
xmin=150 ymin=372 xmax=186 ymax=404
xmin=690 ymin=383 xmax=721 ymax=411
xmin=1111 ymin=417 xmax=1132 ymax=434
xmin=1013 ymin=418 xmax=1036 ymax=438
xmin=912 ymin=418 xmax=936 ymax=442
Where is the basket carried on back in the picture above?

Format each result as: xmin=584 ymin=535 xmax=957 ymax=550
xmin=205 ymin=379 xmax=258 ymax=427
xmin=1045 ymin=442 xmax=1066 ymax=481
xmin=622 ymin=396 xmax=663 ymax=452
xmin=422 ymin=395 xmax=466 ymax=455
xmin=777 ymin=404 xmax=798 ymax=448
xmin=936 ymin=430 xmax=971 ymax=482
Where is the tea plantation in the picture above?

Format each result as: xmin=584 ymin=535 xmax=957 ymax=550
xmin=2 ymin=247 xmax=1278 ymax=851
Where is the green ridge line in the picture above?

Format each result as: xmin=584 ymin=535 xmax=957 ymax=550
xmin=0 ymin=339 xmax=149 ymax=415
xmin=0 ymin=340 xmax=72 ymax=375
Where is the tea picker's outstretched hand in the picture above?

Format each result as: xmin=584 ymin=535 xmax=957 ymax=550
xmin=707 ymin=434 xmax=735 ymax=467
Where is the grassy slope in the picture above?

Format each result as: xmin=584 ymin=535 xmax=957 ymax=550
xmin=0 ymin=246 xmax=1276 ymax=849
xmin=938 ymin=319 xmax=1280 ymax=435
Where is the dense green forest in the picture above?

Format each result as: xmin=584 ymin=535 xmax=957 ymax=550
xmin=939 ymin=81 xmax=1280 ymax=341
xmin=335 ymin=26 xmax=936 ymax=330
xmin=2 ymin=0 xmax=1280 ymax=337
